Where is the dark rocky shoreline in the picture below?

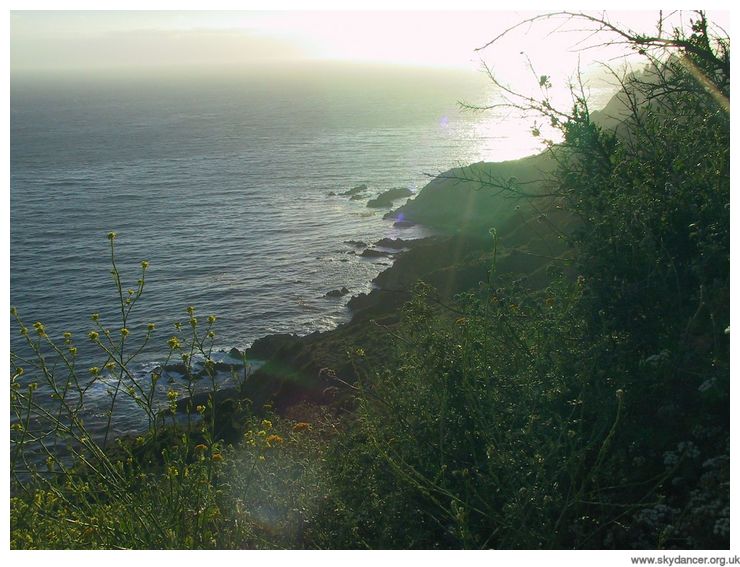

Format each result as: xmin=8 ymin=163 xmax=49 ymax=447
xmin=194 ymin=150 xmax=572 ymax=434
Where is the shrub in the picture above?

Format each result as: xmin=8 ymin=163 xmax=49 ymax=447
xmin=314 ymin=13 xmax=729 ymax=550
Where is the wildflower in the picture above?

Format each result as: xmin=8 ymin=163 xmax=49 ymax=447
xmin=33 ymin=321 xmax=46 ymax=336
xmin=355 ymin=347 xmax=366 ymax=358
xmin=105 ymin=361 xmax=116 ymax=371
xmin=194 ymin=444 xmax=208 ymax=452
xmin=167 ymin=466 xmax=179 ymax=478
xmin=19 ymin=327 xmax=28 ymax=336
xmin=135 ymin=436 xmax=145 ymax=445
xmin=120 ymin=328 xmax=129 ymax=337
xmin=196 ymin=405 xmax=206 ymax=414
xmin=91 ymin=313 xmax=100 ymax=322
xmin=10 ymin=306 xmax=17 ymax=316
xmin=212 ymin=453 xmax=224 ymax=462
xmin=207 ymin=315 xmax=216 ymax=325
xmin=293 ymin=422 xmax=310 ymax=432
xmin=577 ymin=275 xmax=586 ymax=287
xmin=107 ymin=232 xmax=117 ymax=241
xmin=266 ymin=434 xmax=284 ymax=445
xmin=186 ymin=306 xmax=195 ymax=316
xmin=167 ymin=336 xmax=181 ymax=350
xmin=14 ymin=367 xmax=25 ymax=378
xmin=174 ymin=322 xmax=182 ymax=331
xmin=141 ymin=260 xmax=149 ymax=270
xmin=147 ymin=322 xmax=156 ymax=331
xmin=181 ymin=353 xmax=190 ymax=363
xmin=207 ymin=331 xmax=215 ymax=339
xmin=28 ymin=382 xmax=38 ymax=392
xmin=261 ymin=419 xmax=273 ymax=431
xmin=89 ymin=367 xmax=100 ymax=376
xmin=63 ymin=331 xmax=72 ymax=341
xmin=167 ymin=390 xmax=178 ymax=400
xmin=69 ymin=347 xmax=78 ymax=357
xmin=189 ymin=317 xmax=198 ymax=328
xmin=88 ymin=331 xmax=99 ymax=342
xmin=127 ymin=289 xmax=134 ymax=296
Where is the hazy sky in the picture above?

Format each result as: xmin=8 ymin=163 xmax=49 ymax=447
xmin=11 ymin=10 xmax=730 ymax=76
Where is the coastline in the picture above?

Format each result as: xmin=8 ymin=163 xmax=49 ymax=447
xmin=202 ymin=148 xmax=570 ymax=433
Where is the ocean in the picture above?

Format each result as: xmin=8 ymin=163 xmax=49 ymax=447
xmin=9 ymin=63 xmax=548 ymax=439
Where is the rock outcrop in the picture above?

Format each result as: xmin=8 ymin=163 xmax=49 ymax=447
xmin=366 ymin=187 xmax=413 ymax=208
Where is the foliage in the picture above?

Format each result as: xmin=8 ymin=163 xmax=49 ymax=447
xmin=313 ymin=12 xmax=729 ymax=549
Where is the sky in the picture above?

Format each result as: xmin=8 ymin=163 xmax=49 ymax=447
xmin=9 ymin=10 xmax=731 ymax=77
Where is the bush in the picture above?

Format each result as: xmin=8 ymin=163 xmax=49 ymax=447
xmin=314 ymin=13 xmax=729 ymax=550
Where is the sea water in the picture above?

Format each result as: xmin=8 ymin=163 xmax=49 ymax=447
xmin=9 ymin=62 xmax=546 ymax=439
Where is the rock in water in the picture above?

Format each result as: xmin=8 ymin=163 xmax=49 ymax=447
xmin=340 ymin=184 xmax=368 ymax=196
xmin=360 ymin=249 xmax=393 ymax=258
xmin=325 ymin=286 xmax=350 ymax=298
xmin=228 ymin=347 xmax=244 ymax=360
xmin=367 ymin=187 xmax=413 ymax=208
